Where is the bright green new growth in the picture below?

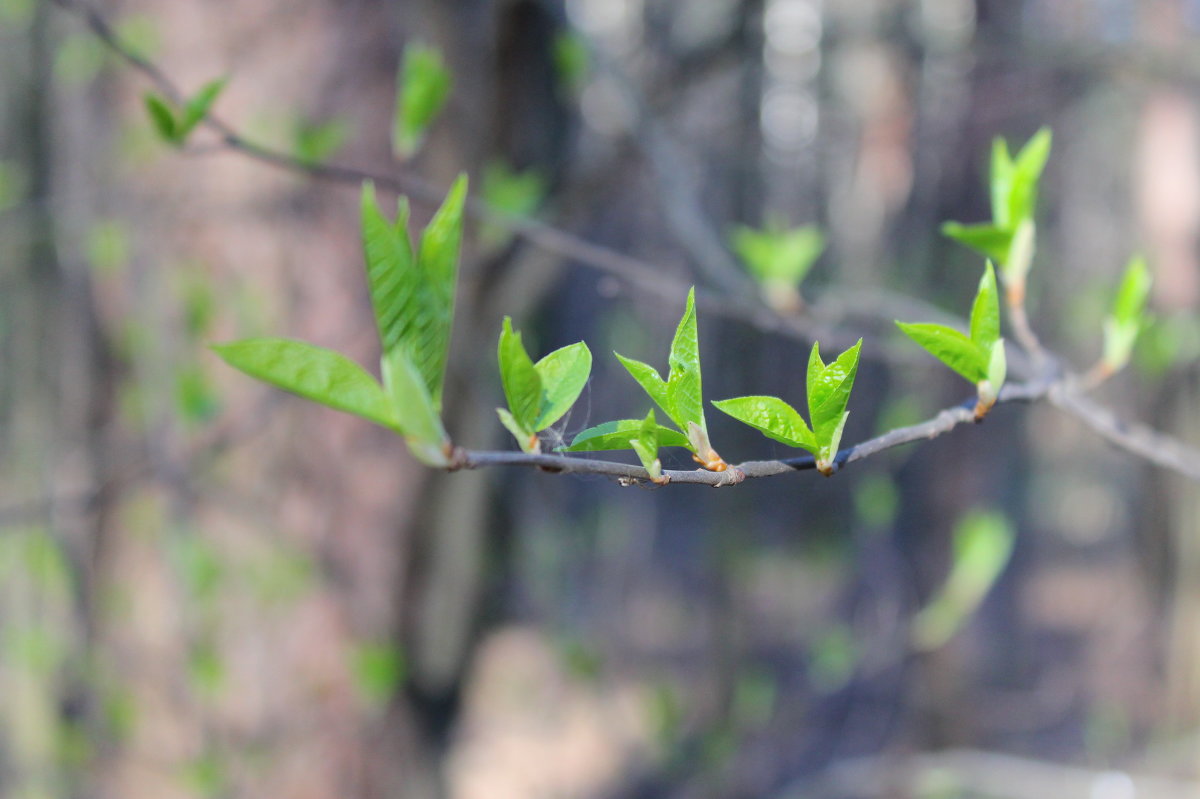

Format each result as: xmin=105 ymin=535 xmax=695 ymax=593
xmin=393 ymin=43 xmax=452 ymax=159
xmin=589 ymin=287 xmax=724 ymax=467
xmin=728 ymin=222 xmax=824 ymax=310
xmin=713 ymin=338 xmax=862 ymax=474
xmin=896 ymin=262 xmax=1007 ymax=415
xmin=360 ymin=175 xmax=467 ymax=408
xmin=294 ymin=116 xmax=350 ymax=166
xmin=480 ymin=161 xmax=548 ymax=247
xmin=629 ymin=409 xmax=665 ymax=483
xmin=144 ymin=78 xmax=226 ymax=147
xmin=942 ymin=127 xmax=1051 ymax=294
xmin=911 ymin=510 xmax=1015 ymax=650
xmin=496 ymin=317 xmax=592 ymax=453
xmin=1102 ymin=255 xmax=1153 ymax=374
xmin=562 ymin=418 xmax=690 ymax=453
xmin=214 ymin=177 xmax=468 ymax=466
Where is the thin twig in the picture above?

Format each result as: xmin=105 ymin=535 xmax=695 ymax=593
xmin=456 ymin=380 xmax=1051 ymax=487
xmin=44 ymin=0 xmax=1200 ymax=484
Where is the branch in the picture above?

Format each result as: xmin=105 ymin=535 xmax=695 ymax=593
xmin=455 ymin=380 xmax=1050 ymax=487
xmin=47 ymin=0 xmax=1200 ymax=484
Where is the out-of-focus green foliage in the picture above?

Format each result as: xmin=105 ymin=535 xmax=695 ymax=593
xmin=728 ymin=221 xmax=824 ymax=311
xmin=144 ymin=79 xmax=226 ymax=147
xmin=1102 ymin=255 xmax=1152 ymax=374
xmin=351 ymin=642 xmax=408 ymax=707
xmin=392 ymin=43 xmax=452 ymax=159
xmin=943 ymin=128 xmax=1051 ymax=295
xmin=293 ymin=116 xmax=350 ymax=166
xmin=911 ymin=510 xmax=1015 ymax=651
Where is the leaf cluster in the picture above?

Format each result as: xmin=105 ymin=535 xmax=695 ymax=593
xmin=897 ymin=263 xmax=1006 ymax=416
xmin=496 ymin=318 xmax=591 ymax=453
xmin=942 ymin=128 xmax=1051 ymax=292
xmin=144 ymin=79 xmax=226 ymax=147
xmin=214 ymin=176 xmax=468 ymax=467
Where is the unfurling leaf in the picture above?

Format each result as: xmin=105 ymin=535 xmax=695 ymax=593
xmin=1102 ymin=255 xmax=1153 ymax=373
xmin=211 ymin=338 xmax=397 ymax=431
xmin=614 ymin=288 xmax=721 ymax=467
xmin=498 ymin=317 xmax=542 ymax=434
xmin=711 ymin=395 xmax=815 ymax=450
xmin=897 ymin=262 xmax=1006 ymax=412
xmin=177 ymin=78 xmax=226 ymax=139
xmin=630 ymin=409 xmax=665 ymax=483
xmin=144 ymin=92 xmax=178 ymax=143
xmin=533 ymin=341 xmax=592 ymax=430
xmin=381 ymin=347 xmax=451 ymax=466
xmin=897 ymin=323 xmax=987 ymax=383
xmin=562 ymin=419 xmax=690 ymax=452
xmin=940 ymin=222 xmax=1011 ymax=265
xmin=360 ymin=174 xmax=467 ymax=408
xmin=944 ymin=127 xmax=1051 ymax=287
xmin=393 ymin=43 xmax=452 ymax=159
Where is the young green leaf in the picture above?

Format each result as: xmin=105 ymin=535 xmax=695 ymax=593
xmin=381 ymin=348 xmax=451 ymax=466
xmin=615 ymin=288 xmax=722 ymax=467
xmin=940 ymin=222 xmax=1010 ymax=266
xmin=989 ymin=137 xmax=1014 ymax=231
xmin=1112 ymin=254 xmax=1152 ymax=325
xmin=497 ymin=317 xmax=542 ymax=435
xmin=667 ymin=287 xmax=705 ymax=436
xmin=807 ymin=339 xmax=862 ymax=444
xmin=945 ymin=128 xmax=1051 ymax=276
xmin=629 ymin=409 xmax=666 ymax=483
xmin=211 ymin=338 xmax=397 ymax=431
xmin=1007 ymin=127 xmax=1052 ymax=227
xmin=1102 ymin=255 xmax=1153 ymax=373
xmin=562 ymin=419 xmax=690 ymax=452
xmin=177 ymin=78 xmax=226 ymax=140
xmin=533 ymin=341 xmax=592 ymax=430
xmin=896 ymin=322 xmax=988 ymax=383
xmin=144 ymin=92 xmax=178 ymax=144
xmin=393 ymin=43 xmax=452 ymax=159
xmin=969 ymin=262 xmax=1001 ymax=350
xmin=711 ymin=395 xmax=816 ymax=451
xmin=614 ymin=354 xmax=671 ymax=420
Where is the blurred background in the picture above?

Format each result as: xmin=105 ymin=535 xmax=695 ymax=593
xmin=3 ymin=0 xmax=1200 ymax=796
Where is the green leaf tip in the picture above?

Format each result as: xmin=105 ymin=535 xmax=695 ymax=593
xmin=630 ymin=409 xmax=667 ymax=484
xmin=562 ymin=418 xmax=690 ymax=453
